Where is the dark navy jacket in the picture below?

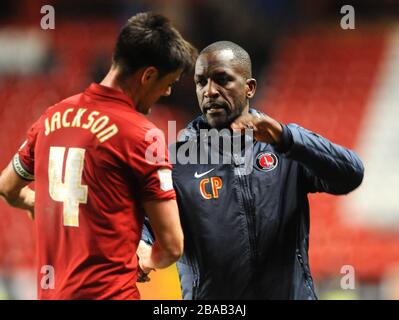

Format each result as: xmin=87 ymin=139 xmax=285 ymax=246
xmin=142 ymin=109 xmax=364 ymax=300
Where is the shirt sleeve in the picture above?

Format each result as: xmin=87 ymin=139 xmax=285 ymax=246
xmin=125 ymin=126 xmax=176 ymax=202
xmin=285 ymin=123 xmax=364 ymax=195
xmin=13 ymin=116 xmax=43 ymax=181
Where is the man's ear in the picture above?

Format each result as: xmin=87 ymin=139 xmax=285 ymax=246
xmin=246 ymin=78 xmax=257 ymax=99
xmin=141 ymin=66 xmax=159 ymax=86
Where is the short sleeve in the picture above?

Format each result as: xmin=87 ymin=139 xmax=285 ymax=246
xmin=125 ymin=126 xmax=176 ymax=202
xmin=14 ymin=116 xmax=43 ymax=181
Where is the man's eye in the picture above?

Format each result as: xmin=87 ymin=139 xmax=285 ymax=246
xmin=196 ymin=79 xmax=207 ymax=86
xmin=216 ymin=76 xmax=229 ymax=85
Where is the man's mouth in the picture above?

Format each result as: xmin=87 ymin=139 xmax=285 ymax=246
xmin=204 ymin=103 xmax=227 ymax=115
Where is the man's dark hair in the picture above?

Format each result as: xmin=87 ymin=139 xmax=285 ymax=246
xmin=113 ymin=12 xmax=197 ymax=80
xmin=201 ymin=41 xmax=252 ymax=78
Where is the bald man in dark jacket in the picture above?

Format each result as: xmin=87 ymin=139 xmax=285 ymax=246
xmin=141 ymin=41 xmax=364 ymax=299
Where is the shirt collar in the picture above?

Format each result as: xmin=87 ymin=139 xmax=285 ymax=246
xmin=85 ymin=83 xmax=135 ymax=109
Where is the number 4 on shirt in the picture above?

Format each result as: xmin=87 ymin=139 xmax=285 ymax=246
xmin=48 ymin=147 xmax=88 ymax=227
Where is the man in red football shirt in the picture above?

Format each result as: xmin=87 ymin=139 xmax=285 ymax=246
xmin=0 ymin=12 xmax=197 ymax=299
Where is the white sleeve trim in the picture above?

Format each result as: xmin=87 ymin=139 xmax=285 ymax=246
xmin=12 ymin=154 xmax=35 ymax=181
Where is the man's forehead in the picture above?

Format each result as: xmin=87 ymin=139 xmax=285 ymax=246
xmin=215 ymin=49 xmax=235 ymax=61
xmin=195 ymin=49 xmax=237 ymax=74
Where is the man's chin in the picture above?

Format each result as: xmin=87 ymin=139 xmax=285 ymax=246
xmin=206 ymin=115 xmax=230 ymax=129
xmin=137 ymin=105 xmax=151 ymax=115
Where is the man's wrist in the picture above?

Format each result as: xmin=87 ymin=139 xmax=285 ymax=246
xmin=273 ymin=124 xmax=293 ymax=153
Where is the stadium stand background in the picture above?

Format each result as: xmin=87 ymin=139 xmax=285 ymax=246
xmin=0 ymin=0 xmax=399 ymax=299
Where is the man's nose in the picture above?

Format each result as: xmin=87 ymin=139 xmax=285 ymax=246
xmin=163 ymin=86 xmax=172 ymax=97
xmin=204 ymin=80 xmax=219 ymax=98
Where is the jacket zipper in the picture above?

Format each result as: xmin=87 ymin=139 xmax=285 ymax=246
xmin=191 ymin=261 xmax=200 ymax=300
xmin=192 ymin=276 xmax=199 ymax=300
xmin=237 ymin=168 xmax=258 ymax=263
xmin=296 ymin=250 xmax=316 ymax=298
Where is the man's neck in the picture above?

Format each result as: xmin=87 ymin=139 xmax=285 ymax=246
xmin=100 ymin=67 xmax=124 ymax=92
xmin=100 ymin=67 xmax=140 ymax=108
xmin=241 ymin=104 xmax=251 ymax=115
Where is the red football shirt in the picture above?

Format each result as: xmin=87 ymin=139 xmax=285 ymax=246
xmin=13 ymin=83 xmax=176 ymax=299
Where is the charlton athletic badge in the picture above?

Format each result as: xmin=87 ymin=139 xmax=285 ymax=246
xmin=255 ymin=152 xmax=278 ymax=172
